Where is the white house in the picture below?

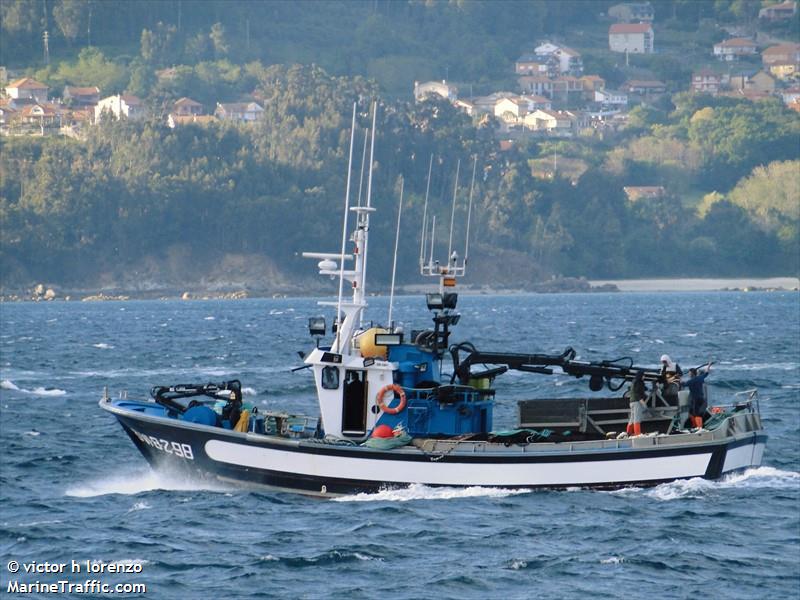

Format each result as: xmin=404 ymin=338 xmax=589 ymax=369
xmin=5 ymin=78 xmax=49 ymax=103
xmin=214 ymin=102 xmax=264 ymax=122
xmin=413 ymin=80 xmax=458 ymax=102
xmin=713 ymin=38 xmax=758 ymax=61
xmin=534 ymin=42 xmax=583 ymax=75
xmin=622 ymin=80 xmax=666 ymax=95
xmin=518 ymin=75 xmax=553 ymax=97
xmin=63 ymin=86 xmax=100 ymax=105
xmin=470 ymin=92 xmax=516 ymax=115
xmin=172 ymin=97 xmax=204 ymax=116
xmin=609 ymin=23 xmax=654 ymax=54
xmin=494 ymin=95 xmax=553 ymax=123
xmin=94 ymin=94 xmax=145 ymax=121
xmin=453 ymin=98 xmax=476 ymax=116
xmin=691 ymin=70 xmax=722 ymax=95
xmin=594 ymin=89 xmax=629 ymax=106
xmin=515 ymin=54 xmax=548 ymax=75
xmin=758 ymin=1 xmax=797 ymax=21
xmin=523 ymin=109 xmax=575 ymax=136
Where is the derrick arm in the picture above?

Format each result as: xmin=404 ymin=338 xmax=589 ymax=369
xmin=150 ymin=380 xmax=242 ymax=414
xmin=450 ymin=343 xmax=663 ymax=392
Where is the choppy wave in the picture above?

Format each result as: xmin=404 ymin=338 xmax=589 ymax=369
xmin=65 ymin=471 xmax=230 ymax=498
xmin=334 ymin=483 xmax=531 ymax=502
xmin=127 ymin=501 xmax=152 ymax=512
xmin=610 ymin=467 xmax=799 ymax=501
xmin=1 ymin=379 xmax=67 ymax=396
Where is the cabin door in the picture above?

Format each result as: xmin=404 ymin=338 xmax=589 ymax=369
xmin=342 ymin=369 xmax=368 ymax=436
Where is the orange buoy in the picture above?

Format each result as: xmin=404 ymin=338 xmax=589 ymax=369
xmin=371 ymin=424 xmax=394 ymax=438
xmin=376 ymin=384 xmax=407 ymax=415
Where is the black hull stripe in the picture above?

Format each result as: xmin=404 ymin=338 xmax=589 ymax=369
xmin=114 ymin=411 xmax=765 ymax=469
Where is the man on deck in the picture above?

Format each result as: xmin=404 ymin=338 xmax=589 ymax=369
xmin=685 ymin=364 xmax=712 ymax=429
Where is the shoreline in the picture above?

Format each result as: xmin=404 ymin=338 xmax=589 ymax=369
xmin=588 ymin=277 xmax=800 ymax=293
xmin=0 ymin=277 xmax=798 ymax=302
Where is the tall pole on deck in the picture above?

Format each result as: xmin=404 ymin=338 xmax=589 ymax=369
xmin=388 ymin=177 xmax=404 ymax=327
xmin=359 ymin=102 xmax=377 ymax=323
xmin=334 ymin=103 xmax=357 ymax=352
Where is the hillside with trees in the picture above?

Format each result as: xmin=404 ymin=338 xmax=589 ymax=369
xmin=0 ymin=1 xmax=798 ymax=294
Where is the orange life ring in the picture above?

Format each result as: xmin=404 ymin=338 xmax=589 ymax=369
xmin=376 ymin=384 xmax=407 ymax=414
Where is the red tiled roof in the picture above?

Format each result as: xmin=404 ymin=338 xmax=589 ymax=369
xmin=65 ymin=86 xmax=100 ymax=95
xmin=20 ymin=104 xmax=58 ymax=117
xmin=610 ymin=23 xmax=652 ymax=34
xmin=174 ymin=97 xmax=202 ymax=107
xmin=559 ymin=45 xmax=581 ymax=56
xmin=717 ymin=38 xmax=756 ymax=48
xmin=625 ymin=79 xmax=666 ymax=87
xmin=7 ymin=77 xmax=49 ymax=89
xmin=762 ymin=43 xmax=800 ymax=55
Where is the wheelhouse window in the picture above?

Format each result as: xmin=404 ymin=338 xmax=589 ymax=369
xmin=322 ymin=366 xmax=340 ymax=390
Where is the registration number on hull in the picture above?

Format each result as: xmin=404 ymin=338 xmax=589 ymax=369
xmin=133 ymin=431 xmax=194 ymax=460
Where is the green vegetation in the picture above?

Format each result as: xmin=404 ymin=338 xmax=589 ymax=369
xmin=0 ymin=1 xmax=798 ymax=289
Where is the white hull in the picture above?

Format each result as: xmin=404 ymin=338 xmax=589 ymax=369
xmin=106 ymin=401 xmax=766 ymax=496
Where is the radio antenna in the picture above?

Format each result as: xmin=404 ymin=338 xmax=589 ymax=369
xmin=447 ymin=159 xmax=461 ymax=262
xmin=335 ymin=103 xmax=357 ymax=346
xmin=388 ymin=177 xmax=404 ymax=327
xmin=419 ymin=154 xmax=433 ymax=273
xmin=356 ymin=127 xmax=369 ymax=207
xmin=464 ymin=155 xmax=477 ymax=267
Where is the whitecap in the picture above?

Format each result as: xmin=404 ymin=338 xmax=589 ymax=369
xmin=509 ymin=559 xmax=528 ymax=570
xmin=242 ymin=387 xmax=257 ymax=396
xmin=642 ymin=467 xmax=799 ymax=501
xmin=29 ymin=387 xmax=67 ymax=396
xmin=1 ymin=379 xmax=20 ymax=391
xmin=1 ymin=380 xmax=66 ymax=396
xmin=127 ymin=501 xmax=151 ymax=512
xmin=65 ymin=471 xmax=229 ymax=497
xmin=23 ymin=430 xmax=41 ymax=436
xmin=353 ymin=552 xmax=383 ymax=562
xmin=601 ymin=556 xmax=624 ymax=564
xmin=7 ymin=519 xmax=62 ymax=528
xmin=334 ymin=483 xmax=530 ymax=502
xmin=92 ymin=343 xmax=114 ymax=349
xmin=260 ymin=555 xmax=279 ymax=562
xmin=269 ymin=309 xmax=284 ymax=315
xmin=204 ymin=316 xmax=215 ymax=321
xmin=682 ymin=333 xmax=698 ymax=337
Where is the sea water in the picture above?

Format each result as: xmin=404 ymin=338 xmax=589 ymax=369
xmin=1 ymin=292 xmax=798 ymax=599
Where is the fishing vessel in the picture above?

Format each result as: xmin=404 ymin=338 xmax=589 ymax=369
xmin=101 ymin=105 xmax=767 ymax=496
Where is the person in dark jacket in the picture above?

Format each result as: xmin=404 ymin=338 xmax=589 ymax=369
xmin=660 ymin=354 xmax=683 ymax=405
xmin=685 ymin=364 xmax=712 ymax=429
xmin=626 ymin=370 xmax=647 ymax=436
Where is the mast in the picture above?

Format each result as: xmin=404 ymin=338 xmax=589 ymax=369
xmin=359 ymin=103 xmax=378 ymax=322
xmin=303 ymin=103 xmax=379 ymax=356
xmin=447 ymin=159 xmax=460 ymax=262
xmin=419 ymin=154 xmax=433 ymax=274
xmin=334 ymin=103 xmax=357 ymax=347
xmin=387 ymin=177 xmax=404 ymax=327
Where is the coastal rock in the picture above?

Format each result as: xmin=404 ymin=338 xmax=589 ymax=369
xmin=82 ymin=293 xmax=130 ymax=302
